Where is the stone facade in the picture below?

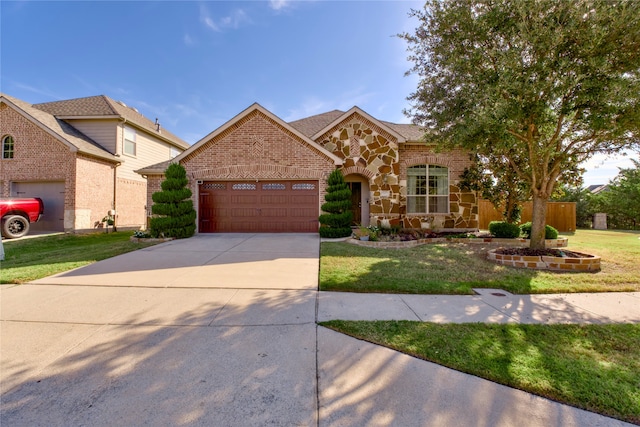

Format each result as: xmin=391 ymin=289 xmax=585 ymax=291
xmin=316 ymin=111 xmax=478 ymax=230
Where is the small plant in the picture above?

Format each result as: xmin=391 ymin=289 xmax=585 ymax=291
xmin=489 ymin=221 xmax=521 ymax=238
xmin=102 ymin=215 xmax=114 ymax=226
xmin=520 ymin=222 xmax=559 ymax=239
xmin=133 ymin=230 xmax=152 ymax=238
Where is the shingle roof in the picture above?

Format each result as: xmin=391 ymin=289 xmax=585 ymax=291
xmin=33 ymin=95 xmax=189 ymax=150
xmin=288 ymin=109 xmax=426 ymax=141
xmin=1 ymin=93 xmax=119 ymax=162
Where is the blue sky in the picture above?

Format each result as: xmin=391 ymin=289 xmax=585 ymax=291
xmin=1 ymin=0 xmax=635 ymax=186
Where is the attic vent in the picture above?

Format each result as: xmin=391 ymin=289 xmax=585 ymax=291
xmin=116 ymin=100 xmax=127 ymax=107
xmin=131 ymin=107 xmax=139 ymax=113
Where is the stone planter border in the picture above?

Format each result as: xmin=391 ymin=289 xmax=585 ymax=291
xmin=487 ymin=249 xmax=601 ymax=272
xmin=347 ymin=236 xmax=568 ymax=249
xmin=130 ymin=237 xmax=174 ymax=243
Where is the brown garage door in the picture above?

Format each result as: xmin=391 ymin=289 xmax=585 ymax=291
xmin=198 ymin=180 xmax=319 ymax=233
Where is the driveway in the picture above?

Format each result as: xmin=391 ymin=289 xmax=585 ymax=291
xmin=1 ymin=234 xmax=632 ymax=426
xmin=1 ymin=234 xmax=319 ymax=426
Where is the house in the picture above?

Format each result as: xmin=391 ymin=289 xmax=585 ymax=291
xmin=0 ymin=93 xmax=189 ymax=233
xmin=137 ymin=103 xmax=478 ymax=233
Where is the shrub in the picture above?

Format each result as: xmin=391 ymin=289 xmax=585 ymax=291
xmin=489 ymin=221 xmax=521 ymax=238
xmin=519 ymin=222 xmax=559 ymax=239
xmin=319 ymin=170 xmax=353 ymax=238
xmin=150 ymin=163 xmax=196 ymax=239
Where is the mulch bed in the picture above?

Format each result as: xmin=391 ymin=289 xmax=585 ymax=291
xmin=496 ymin=248 xmax=593 ymax=258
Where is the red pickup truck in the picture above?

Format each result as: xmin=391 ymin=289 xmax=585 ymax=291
xmin=1 ymin=198 xmax=45 ymax=239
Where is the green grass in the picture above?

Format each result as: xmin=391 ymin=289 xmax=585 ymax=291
xmin=320 ymin=229 xmax=640 ymax=294
xmin=321 ymin=321 xmax=640 ymax=425
xmin=0 ymin=232 xmax=160 ymax=284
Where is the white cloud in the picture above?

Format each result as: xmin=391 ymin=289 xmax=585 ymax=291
xmin=581 ymin=151 xmax=639 ymax=186
xmin=199 ymin=4 xmax=250 ymax=32
xmin=269 ymin=0 xmax=291 ymax=11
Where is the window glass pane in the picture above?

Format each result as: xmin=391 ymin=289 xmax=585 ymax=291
xmin=124 ymin=127 xmax=136 ymax=155
xmin=407 ymin=166 xmax=427 ymax=196
xmin=407 ymin=196 xmax=426 ymax=213
xmin=429 ymin=196 xmax=449 ymax=213
xmin=428 ymin=165 xmax=448 ymax=195
xmin=2 ymin=135 xmax=15 ymax=159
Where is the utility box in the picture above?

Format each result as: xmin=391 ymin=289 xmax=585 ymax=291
xmin=593 ymin=213 xmax=607 ymax=230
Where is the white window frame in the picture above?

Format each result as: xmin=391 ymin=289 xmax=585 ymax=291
xmin=406 ymin=164 xmax=449 ymax=214
xmin=123 ymin=127 xmax=137 ymax=156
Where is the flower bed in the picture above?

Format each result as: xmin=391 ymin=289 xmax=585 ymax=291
xmin=487 ymin=248 xmax=600 ymax=271
xmin=129 ymin=237 xmax=174 ymax=243
xmin=347 ymin=236 xmax=568 ymax=249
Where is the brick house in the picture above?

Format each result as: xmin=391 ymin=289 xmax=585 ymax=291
xmin=137 ymin=103 xmax=478 ymax=233
xmin=0 ymin=93 xmax=189 ymax=233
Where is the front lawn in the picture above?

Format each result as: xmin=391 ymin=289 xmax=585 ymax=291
xmin=0 ymin=232 xmax=160 ymax=284
xmin=322 ymin=321 xmax=640 ymax=425
xmin=320 ymin=229 xmax=640 ymax=294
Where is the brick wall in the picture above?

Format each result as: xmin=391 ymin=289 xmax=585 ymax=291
xmin=75 ymin=155 xmax=114 ymax=229
xmin=116 ymin=178 xmax=147 ymax=228
xmin=0 ymin=103 xmax=76 ymax=228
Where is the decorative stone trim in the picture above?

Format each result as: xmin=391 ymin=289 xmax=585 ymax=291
xmin=130 ymin=237 xmax=174 ymax=243
xmin=346 ymin=237 xmax=568 ymax=249
xmin=487 ymin=249 xmax=601 ymax=272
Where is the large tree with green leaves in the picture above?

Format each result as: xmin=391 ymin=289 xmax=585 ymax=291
xmin=402 ymin=0 xmax=640 ymax=248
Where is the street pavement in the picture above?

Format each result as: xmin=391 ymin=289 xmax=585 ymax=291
xmin=1 ymin=234 xmax=636 ymax=426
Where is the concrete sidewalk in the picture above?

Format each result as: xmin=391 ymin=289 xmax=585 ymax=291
xmin=1 ymin=234 xmax=637 ymax=426
xmin=318 ymin=289 xmax=640 ymax=324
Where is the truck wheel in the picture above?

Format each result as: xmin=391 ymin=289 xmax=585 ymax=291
xmin=2 ymin=215 xmax=30 ymax=239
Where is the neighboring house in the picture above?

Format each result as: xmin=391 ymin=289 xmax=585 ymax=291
xmin=586 ymin=184 xmax=608 ymax=194
xmin=0 ymin=93 xmax=189 ymax=233
xmin=137 ymin=103 xmax=478 ymax=233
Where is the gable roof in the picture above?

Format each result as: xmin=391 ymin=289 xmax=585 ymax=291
xmin=1 ymin=93 xmax=120 ymax=163
xmin=587 ymin=184 xmax=609 ymax=194
xmin=172 ymin=102 xmax=343 ymax=166
xmin=33 ymin=95 xmax=189 ymax=150
xmin=289 ymin=108 xmax=425 ymax=142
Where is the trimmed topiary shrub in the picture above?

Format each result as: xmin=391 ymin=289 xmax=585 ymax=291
xmin=489 ymin=221 xmax=521 ymax=238
xmin=319 ymin=169 xmax=353 ymax=238
xmin=519 ymin=222 xmax=559 ymax=239
xmin=150 ymin=163 xmax=196 ymax=239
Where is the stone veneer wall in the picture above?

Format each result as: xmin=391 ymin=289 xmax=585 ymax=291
xmin=316 ymin=114 xmax=479 ymax=230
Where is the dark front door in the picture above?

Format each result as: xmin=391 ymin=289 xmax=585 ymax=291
xmin=348 ymin=182 xmax=361 ymax=225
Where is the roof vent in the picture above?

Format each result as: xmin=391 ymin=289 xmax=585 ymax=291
xmin=116 ymin=100 xmax=127 ymax=108
xmin=155 ymin=118 xmax=161 ymax=133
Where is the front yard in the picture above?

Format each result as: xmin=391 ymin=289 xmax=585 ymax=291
xmin=320 ymin=229 xmax=640 ymax=294
xmin=0 ymin=232 xmax=159 ymax=284
xmin=320 ymin=229 xmax=640 ymax=425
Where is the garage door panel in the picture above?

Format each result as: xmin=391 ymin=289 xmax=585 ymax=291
xmin=11 ymin=181 xmax=65 ymax=232
xmin=199 ymin=180 xmax=318 ymax=233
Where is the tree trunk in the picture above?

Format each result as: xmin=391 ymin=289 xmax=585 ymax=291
xmin=530 ymin=194 xmax=548 ymax=250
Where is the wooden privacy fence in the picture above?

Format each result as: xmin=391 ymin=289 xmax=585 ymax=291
xmin=478 ymin=200 xmax=576 ymax=232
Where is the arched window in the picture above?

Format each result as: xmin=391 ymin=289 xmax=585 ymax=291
xmin=407 ymin=165 xmax=449 ymax=213
xmin=2 ymin=135 xmax=15 ymax=159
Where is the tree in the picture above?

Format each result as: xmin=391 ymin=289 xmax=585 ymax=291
xmin=150 ymin=163 xmax=196 ymax=239
xmin=318 ymin=169 xmax=353 ymax=238
xmin=401 ymin=0 xmax=640 ymax=249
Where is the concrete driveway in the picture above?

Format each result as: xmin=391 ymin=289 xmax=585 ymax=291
xmin=1 ymin=234 xmax=319 ymax=426
xmin=1 ymin=234 xmax=632 ymax=426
